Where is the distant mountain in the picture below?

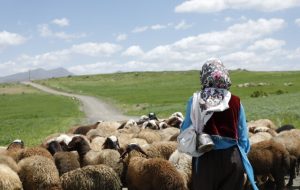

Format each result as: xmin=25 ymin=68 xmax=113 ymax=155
xmin=0 ymin=68 xmax=73 ymax=83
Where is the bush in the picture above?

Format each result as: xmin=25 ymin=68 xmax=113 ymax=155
xmin=250 ymin=90 xmax=268 ymax=98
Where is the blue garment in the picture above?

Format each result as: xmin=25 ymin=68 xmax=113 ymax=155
xmin=181 ymin=97 xmax=258 ymax=190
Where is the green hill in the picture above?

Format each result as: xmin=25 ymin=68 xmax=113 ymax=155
xmin=0 ymin=83 xmax=83 ymax=146
xmin=38 ymin=70 xmax=300 ymax=128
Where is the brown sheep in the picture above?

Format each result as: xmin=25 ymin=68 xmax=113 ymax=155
xmin=247 ymin=139 xmax=290 ymax=190
xmin=47 ymin=141 xmax=80 ymax=176
xmin=70 ymin=121 xmax=102 ymax=135
xmin=120 ymin=143 xmax=187 ymax=190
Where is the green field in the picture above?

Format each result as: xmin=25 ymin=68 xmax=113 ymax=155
xmin=0 ymin=83 xmax=84 ymax=146
xmin=38 ymin=70 xmax=300 ymax=128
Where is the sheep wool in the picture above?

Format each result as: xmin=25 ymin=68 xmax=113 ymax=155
xmin=60 ymin=164 xmax=122 ymax=190
xmin=0 ymin=164 xmax=22 ymax=190
xmin=18 ymin=155 xmax=61 ymax=190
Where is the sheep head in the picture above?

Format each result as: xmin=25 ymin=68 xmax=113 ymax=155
xmin=68 ymin=136 xmax=91 ymax=153
xmin=119 ymin=143 xmax=148 ymax=160
xmin=7 ymin=139 xmax=24 ymax=151
xmin=47 ymin=141 xmax=63 ymax=155
xmin=102 ymin=135 xmax=120 ymax=150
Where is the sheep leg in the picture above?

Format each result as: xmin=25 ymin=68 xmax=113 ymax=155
xmin=286 ymin=156 xmax=297 ymax=187
xmin=272 ymin=171 xmax=286 ymax=190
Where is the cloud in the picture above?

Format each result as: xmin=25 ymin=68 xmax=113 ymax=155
xmin=132 ymin=26 xmax=149 ymax=33
xmin=122 ymin=45 xmax=144 ymax=57
xmin=132 ymin=23 xmax=173 ymax=33
xmin=0 ymin=31 xmax=27 ymax=50
xmin=70 ymin=42 xmax=122 ymax=56
xmin=52 ymin=18 xmax=70 ymax=27
xmin=116 ymin=33 xmax=127 ymax=42
xmin=175 ymin=0 xmax=300 ymax=13
xmin=174 ymin=20 xmax=193 ymax=30
xmin=248 ymin=38 xmax=286 ymax=51
xmin=295 ymin=18 xmax=300 ymax=27
xmin=38 ymin=24 xmax=86 ymax=41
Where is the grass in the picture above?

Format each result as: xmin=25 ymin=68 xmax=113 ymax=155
xmin=37 ymin=70 xmax=300 ymax=128
xmin=0 ymin=83 xmax=84 ymax=146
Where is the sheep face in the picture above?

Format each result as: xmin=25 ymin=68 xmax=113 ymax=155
xmin=102 ymin=136 xmax=120 ymax=150
xmin=47 ymin=141 xmax=63 ymax=155
xmin=68 ymin=136 xmax=88 ymax=151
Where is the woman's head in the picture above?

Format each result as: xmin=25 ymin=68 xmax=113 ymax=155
xmin=200 ymin=58 xmax=231 ymax=90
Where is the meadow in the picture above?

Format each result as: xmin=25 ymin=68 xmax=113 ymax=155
xmin=38 ymin=70 xmax=300 ymax=128
xmin=0 ymin=83 xmax=83 ymax=146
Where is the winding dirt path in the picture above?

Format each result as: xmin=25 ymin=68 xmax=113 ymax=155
xmin=22 ymin=81 xmax=137 ymax=123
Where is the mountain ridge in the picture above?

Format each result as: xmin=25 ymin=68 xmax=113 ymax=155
xmin=0 ymin=68 xmax=73 ymax=83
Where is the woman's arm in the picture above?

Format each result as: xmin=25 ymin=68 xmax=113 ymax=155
xmin=180 ymin=97 xmax=193 ymax=132
xmin=238 ymin=103 xmax=250 ymax=154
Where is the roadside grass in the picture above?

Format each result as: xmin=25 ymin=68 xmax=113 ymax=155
xmin=0 ymin=83 xmax=83 ymax=146
xmin=38 ymin=70 xmax=300 ymax=128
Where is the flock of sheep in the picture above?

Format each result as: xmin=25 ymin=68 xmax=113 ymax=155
xmin=0 ymin=112 xmax=299 ymax=190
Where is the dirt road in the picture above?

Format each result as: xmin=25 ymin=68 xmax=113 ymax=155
xmin=22 ymin=81 xmax=137 ymax=123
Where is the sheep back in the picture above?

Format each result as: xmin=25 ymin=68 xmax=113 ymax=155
xmin=60 ymin=164 xmax=122 ymax=190
xmin=127 ymin=157 xmax=186 ymax=190
xmin=18 ymin=155 xmax=61 ymax=190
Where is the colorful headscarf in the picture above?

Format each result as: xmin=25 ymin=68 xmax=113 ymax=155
xmin=199 ymin=58 xmax=231 ymax=110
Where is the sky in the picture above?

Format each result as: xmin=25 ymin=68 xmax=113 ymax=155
xmin=0 ymin=0 xmax=300 ymax=77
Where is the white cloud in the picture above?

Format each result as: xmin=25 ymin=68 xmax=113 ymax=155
xmin=151 ymin=24 xmax=167 ymax=30
xmin=295 ymin=18 xmax=300 ymax=26
xmin=52 ymin=18 xmax=70 ymax=27
xmin=38 ymin=24 xmax=86 ymax=41
xmin=132 ymin=26 xmax=149 ymax=33
xmin=132 ymin=23 xmax=173 ymax=33
xmin=175 ymin=0 xmax=300 ymax=13
xmin=174 ymin=20 xmax=193 ymax=30
xmin=70 ymin=42 xmax=122 ymax=56
xmin=0 ymin=31 xmax=27 ymax=50
xmin=122 ymin=45 xmax=144 ymax=57
xmin=116 ymin=33 xmax=127 ymax=42
xmin=248 ymin=38 xmax=286 ymax=51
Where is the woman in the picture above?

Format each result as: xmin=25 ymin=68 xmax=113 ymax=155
xmin=180 ymin=59 xmax=258 ymax=190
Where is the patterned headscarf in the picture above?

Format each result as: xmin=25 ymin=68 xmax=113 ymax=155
xmin=199 ymin=58 xmax=231 ymax=110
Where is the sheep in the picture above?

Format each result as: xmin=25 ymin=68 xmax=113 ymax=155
xmin=96 ymin=149 xmax=124 ymax=178
xmin=117 ymin=119 xmax=137 ymax=130
xmin=86 ymin=122 xmax=120 ymax=140
xmin=275 ymin=124 xmax=295 ymax=133
xmin=0 ymin=155 xmax=19 ymax=173
xmin=67 ymin=136 xmax=94 ymax=167
xmin=90 ymin=136 xmax=106 ymax=151
xmin=169 ymin=150 xmax=192 ymax=189
xmin=71 ymin=121 xmax=102 ymax=135
xmin=47 ymin=141 xmax=80 ymax=176
xmin=18 ymin=155 xmax=61 ymax=190
xmin=18 ymin=146 xmax=54 ymax=162
xmin=247 ymin=139 xmax=290 ymax=190
xmin=141 ymin=120 xmax=160 ymax=130
xmin=60 ymin=164 xmax=122 ymax=190
xmin=0 ymin=164 xmax=22 ymax=190
xmin=5 ymin=139 xmax=24 ymax=162
xmin=42 ymin=133 xmax=79 ymax=151
xmin=248 ymin=119 xmax=277 ymax=133
xmin=171 ymin=112 xmax=184 ymax=120
xmin=102 ymin=135 xmax=121 ymax=150
xmin=134 ymin=129 xmax=161 ymax=144
xmin=272 ymin=129 xmax=300 ymax=186
xmin=165 ymin=115 xmax=183 ymax=128
xmin=143 ymin=141 xmax=178 ymax=160
xmin=120 ymin=143 xmax=187 ymax=190
xmin=158 ymin=127 xmax=180 ymax=141
xmin=249 ymin=132 xmax=274 ymax=145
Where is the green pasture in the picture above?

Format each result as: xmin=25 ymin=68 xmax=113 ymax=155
xmin=0 ymin=83 xmax=83 ymax=146
xmin=38 ymin=70 xmax=300 ymax=127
